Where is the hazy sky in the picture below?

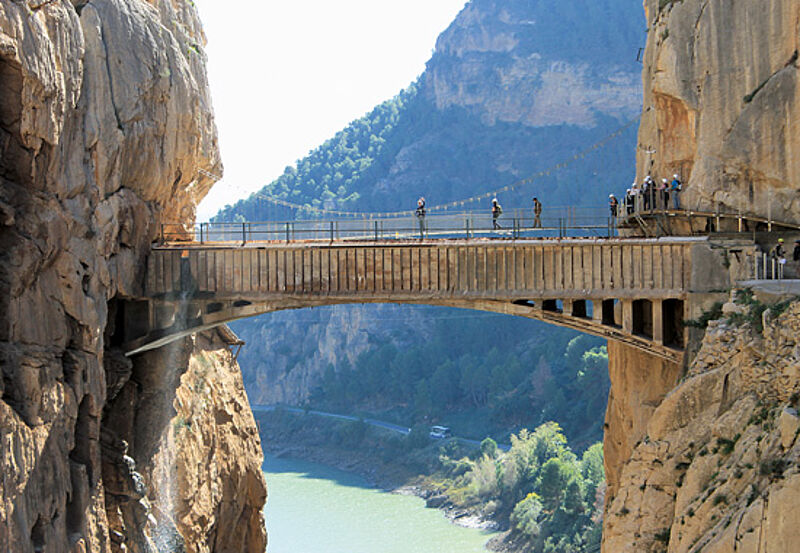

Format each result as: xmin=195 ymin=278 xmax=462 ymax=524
xmin=195 ymin=0 xmax=468 ymax=221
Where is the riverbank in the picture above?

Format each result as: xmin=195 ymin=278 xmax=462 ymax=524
xmin=255 ymin=407 xmax=604 ymax=553
xmin=255 ymin=409 xmax=507 ymax=535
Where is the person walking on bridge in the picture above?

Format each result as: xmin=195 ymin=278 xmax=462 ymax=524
xmin=670 ymin=174 xmax=682 ymax=209
xmin=532 ymin=197 xmax=543 ymax=228
xmin=625 ymin=187 xmax=634 ymax=215
xmin=773 ymin=238 xmax=787 ymax=279
xmin=492 ymin=198 xmax=503 ymax=230
xmin=609 ymin=194 xmax=619 ymax=220
xmin=415 ymin=197 xmax=426 ymax=238
xmin=659 ymin=179 xmax=669 ymax=210
xmin=642 ymin=176 xmax=652 ymax=211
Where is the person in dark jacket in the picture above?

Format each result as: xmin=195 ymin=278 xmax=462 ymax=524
xmin=415 ymin=197 xmax=426 ymax=238
xmin=532 ymin=197 xmax=543 ymax=228
xmin=492 ymin=198 xmax=503 ymax=230
xmin=609 ymin=194 xmax=619 ymax=219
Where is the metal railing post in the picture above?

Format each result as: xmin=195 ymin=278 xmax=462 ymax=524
xmin=200 ymin=223 xmax=205 ymax=244
xmin=374 ymin=220 xmax=379 ymax=241
xmin=465 ymin=218 xmax=470 ymax=239
xmin=160 ymin=223 xmax=165 ymax=243
xmin=285 ymin=222 xmax=290 ymax=243
xmin=330 ymin=221 xmax=334 ymax=242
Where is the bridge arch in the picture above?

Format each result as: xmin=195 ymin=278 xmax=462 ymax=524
xmin=119 ymin=237 xmax=716 ymax=364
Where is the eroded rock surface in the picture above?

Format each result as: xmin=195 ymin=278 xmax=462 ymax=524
xmin=637 ymin=0 xmax=800 ymax=224
xmin=603 ymin=302 xmax=800 ymax=552
xmin=0 ymin=1 xmax=264 ymax=551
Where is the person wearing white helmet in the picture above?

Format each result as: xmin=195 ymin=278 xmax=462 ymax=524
xmin=491 ymin=198 xmax=503 ymax=230
xmin=609 ymin=194 xmax=619 ymax=219
xmin=659 ymin=178 xmax=669 ymax=209
xmin=670 ymin=174 xmax=682 ymax=209
xmin=773 ymin=238 xmax=787 ymax=279
xmin=625 ymin=188 xmax=634 ymax=215
xmin=415 ymin=197 xmax=427 ymax=238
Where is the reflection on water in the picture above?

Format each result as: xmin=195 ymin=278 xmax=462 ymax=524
xmin=263 ymin=454 xmax=495 ymax=553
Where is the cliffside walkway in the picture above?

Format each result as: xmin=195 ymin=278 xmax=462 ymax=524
xmin=119 ymin=211 xmax=790 ymax=364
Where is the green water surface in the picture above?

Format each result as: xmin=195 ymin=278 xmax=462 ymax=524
xmin=263 ymin=454 xmax=496 ymax=553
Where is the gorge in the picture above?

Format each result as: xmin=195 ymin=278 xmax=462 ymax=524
xmin=2 ymin=0 xmax=800 ymax=552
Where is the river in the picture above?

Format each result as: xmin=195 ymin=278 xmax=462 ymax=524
xmin=263 ymin=453 xmax=497 ymax=553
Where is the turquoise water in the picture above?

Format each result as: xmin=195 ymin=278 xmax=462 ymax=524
xmin=263 ymin=454 xmax=496 ymax=553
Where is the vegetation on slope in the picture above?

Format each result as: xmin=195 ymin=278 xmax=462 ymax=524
xmin=305 ymin=317 xmax=610 ymax=446
xmin=258 ymin=409 xmax=604 ymax=553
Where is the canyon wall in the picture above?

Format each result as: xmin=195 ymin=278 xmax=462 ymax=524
xmin=637 ymin=0 xmax=800 ymax=224
xmin=602 ymin=1 xmax=800 ymax=551
xmin=604 ymin=300 xmax=800 ymax=552
xmin=0 ymin=1 xmax=265 ymax=551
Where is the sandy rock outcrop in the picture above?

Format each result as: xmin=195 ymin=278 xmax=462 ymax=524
xmin=637 ymin=0 xmax=800 ymax=224
xmin=148 ymin=328 xmax=267 ymax=553
xmin=0 ymin=1 xmax=264 ymax=552
xmin=603 ymin=301 xmax=800 ymax=552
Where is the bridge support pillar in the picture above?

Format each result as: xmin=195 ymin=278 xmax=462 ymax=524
xmin=592 ymin=300 xmax=604 ymax=324
xmin=653 ymin=300 xmax=664 ymax=345
xmin=621 ymin=300 xmax=634 ymax=334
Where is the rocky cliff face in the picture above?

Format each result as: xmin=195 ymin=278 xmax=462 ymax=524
xmin=0 ymin=1 xmax=264 ymax=551
xmin=603 ymin=300 xmax=800 ymax=553
xmin=148 ymin=329 xmax=266 ymax=553
xmin=637 ymin=0 xmax=800 ymax=224
xmin=424 ymin=0 xmax=641 ymax=128
xmin=602 ymin=2 xmax=800 ymax=549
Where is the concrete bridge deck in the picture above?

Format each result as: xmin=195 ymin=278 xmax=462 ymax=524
xmin=117 ymin=235 xmax=746 ymax=364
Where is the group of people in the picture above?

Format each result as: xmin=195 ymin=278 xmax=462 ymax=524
xmin=608 ymin=174 xmax=683 ymax=218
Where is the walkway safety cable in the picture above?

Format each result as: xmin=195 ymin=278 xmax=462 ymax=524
xmin=199 ymin=111 xmax=645 ymax=219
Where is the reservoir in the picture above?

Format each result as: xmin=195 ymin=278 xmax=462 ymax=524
xmin=263 ymin=453 xmax=496 ymax=553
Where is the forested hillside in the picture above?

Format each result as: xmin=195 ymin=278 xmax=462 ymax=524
xmin=217 ymin=0 xmax=644 ymax=445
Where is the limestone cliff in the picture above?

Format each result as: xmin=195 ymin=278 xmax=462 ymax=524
xmin=637 ymin=0 xmax=800 ymax=224
xmin=603 ymin=299 xmax=800 ymax=553
xmin=148 ymin=329 xmax=266 ymax=553
xmin=0 ymin=1 xmax=264 ymax=551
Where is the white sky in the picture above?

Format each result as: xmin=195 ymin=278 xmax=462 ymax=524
xmin=195 ymin=0 xmax=468 ymax=221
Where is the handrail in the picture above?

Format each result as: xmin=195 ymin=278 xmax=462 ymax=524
xmin=162 ymin=203 xmax=800 ymax=245
xmin=164 ymin=208 xmax=617 ymax=244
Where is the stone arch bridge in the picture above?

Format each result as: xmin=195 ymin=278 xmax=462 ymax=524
xmin=120 ymin=235 xmax=752 ymax=364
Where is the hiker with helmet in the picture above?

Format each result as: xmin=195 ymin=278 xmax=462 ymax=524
xmin=532 ymin=197 xmax=543 ymax=228
xmin=659 ymin=178 xmax=669 ymax=209
xmin=492 ymin=198 xmax=503 ymax=230
xmin=773 ymin=238 xmax=787 ymax=279
xmin=625 ymin=189 xmax=636 ymax=215
xmin=415 ymin=197 xmax=426 ymax=238
xmin=670 ymin=174 xmax=682 ymax=209
xmin=609 ymin=194 xmax=619 ymax=219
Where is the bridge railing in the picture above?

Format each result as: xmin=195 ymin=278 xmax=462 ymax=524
xmin=162 ymin=208 xmax=616 ymax=244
